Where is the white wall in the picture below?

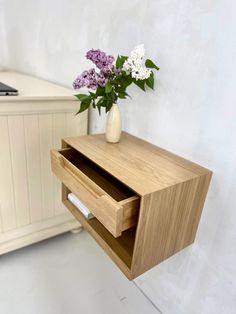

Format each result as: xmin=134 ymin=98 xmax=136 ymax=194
xmin=1 ymin=0 xmax=236 ymax=313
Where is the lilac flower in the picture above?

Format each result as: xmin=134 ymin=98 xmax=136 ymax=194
xmin=73 ymin=68 xmax=107 ymax=90
xmin=86 ymin=49 xmax=114 ymax=75
xmin=73 ymin=49 xmax=116 ymax=90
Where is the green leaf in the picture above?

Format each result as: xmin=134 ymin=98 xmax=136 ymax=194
xmin=96 ymin=97 xmax=107 ymax=115
xmin=96 ymin=87 xmax=106 ymax=96
xmin=118 ymin=91 xmax=130 ymax=99
xmin=76 ymin=101 xmax=90 ymax=114
xmin=92 ymin=99 xmax=96 ymax=109
xmin=96 ymin=97 xmax=106 ymax=107
xmin=89 ymin=91 xmax=96 ymax=99
xmin=116 ymin=55 xmax=128 ymax=68
xmin=121 ymin=75 xmax=133 ymax=88
xmin=145 ymin=59 xmax=159 ymax=71
xmin=75 ymin=94 xmax=91 ymax=104
xmin=115 ymin=56 xmax=122 ymax=68
xmin=97 ymin=105 xmax=101 ymax=115
xmin=105 ymin=100 xmax=113 ymax=113
xmin=133 ymin=79 xmax=146 ymax=91
xmin=111 ymin=90 xmax=118 ymax=103
xmin=146 ymin=72 xmax=154 ymax=89
xmin=105 ymin=82 xmax=113 ymax=94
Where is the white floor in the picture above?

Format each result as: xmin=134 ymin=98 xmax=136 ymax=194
xmin=0 ymin=230 xmax=160 ymax=314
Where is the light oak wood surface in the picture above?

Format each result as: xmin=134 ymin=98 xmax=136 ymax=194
xmin=62 ymin=132 xmax=209 ymax=195
xmin=51 ymin=132 xmax=212 ymax=279
xmin=51 ymin=147 xmax=140 ymax=237
xmin=131 ymin=173 xmax=212 ymax=277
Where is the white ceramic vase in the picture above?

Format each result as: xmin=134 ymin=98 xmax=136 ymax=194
xmin=106 ymin=103 xmax=122 ymax=143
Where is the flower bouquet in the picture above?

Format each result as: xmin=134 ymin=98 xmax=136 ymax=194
xmin=73 ymin=45 xmax=159 ymax=142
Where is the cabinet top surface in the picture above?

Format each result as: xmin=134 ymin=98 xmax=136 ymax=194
xmin=0 ymin=71 xmax=76 ymax=101
xmin=63 ymin=132 xmax=211 ymax=195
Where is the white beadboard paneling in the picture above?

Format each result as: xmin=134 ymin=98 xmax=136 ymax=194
xmin=0 ymin=71 xmax=87 ymax=254
xmin=24 ymin=115 xmax=43 ymax=223
xmin=0 ymin=116 xmax=16 ymax=231
xmin=66 ymin=111 xmax=88 ymax=137
xmin=52 ymin=113 xmax=67 ymax=147
xmin=39 ymin=114 xmax=54 ymax=219
xmin=8 ymin=115 xmax=30 ymax=227
xmin=52 ymin=113 xmax=67 ymax=215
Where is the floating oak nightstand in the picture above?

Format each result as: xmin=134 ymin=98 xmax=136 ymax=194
xmin=51 ymin=132 xmax=212 ymax=279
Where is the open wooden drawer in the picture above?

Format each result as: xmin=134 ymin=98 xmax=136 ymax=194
xmin=50 ymin=147 xmax=140 ymax=237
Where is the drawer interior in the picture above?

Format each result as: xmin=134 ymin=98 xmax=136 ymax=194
xmin=60 ymin=147 xmax=137 ymax=202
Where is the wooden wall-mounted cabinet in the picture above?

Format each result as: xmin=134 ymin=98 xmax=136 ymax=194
xmin=51 ymin=132 xmax=212 ymax=279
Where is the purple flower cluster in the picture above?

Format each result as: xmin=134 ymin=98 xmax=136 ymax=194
xmin=73 ymin=68 xmax=107 ymax=90
xmin=86 ymin=49 xmax=114 ymax=75
xmin=73 ymin=49 xmax=115 ymax=90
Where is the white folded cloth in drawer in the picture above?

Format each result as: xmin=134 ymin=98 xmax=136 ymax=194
xmin=68 ymin=193 xmax=94 ymax=220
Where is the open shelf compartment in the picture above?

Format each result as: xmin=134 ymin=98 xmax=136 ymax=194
xmin=62 ymin=184 xmax=136 ymax=279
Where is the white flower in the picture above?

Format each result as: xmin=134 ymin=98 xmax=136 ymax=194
xmin=130 ymin=44 xmax=145 ymax=64
xmin=122 ymin=44 xmax=151 ymax=80
xmin=132 ymin=67 xmax=151 ymax=80
xmin=123 ymin=59 xmax=132 ymax=74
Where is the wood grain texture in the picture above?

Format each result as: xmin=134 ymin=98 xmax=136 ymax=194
xmin=131 ymin=172 xmax=212 ymax=278
xmin=63 ymin=132 xmax=208 ymax=196
xmin=53 ymin=132 xmax=212 ymax=279
xmin=51 ymin=149 xmax=139 ymax=237
xmin=62 ymin=185 xmax=134 ymax=279
xmin=120 ymin=196 xmax=139 ymax=231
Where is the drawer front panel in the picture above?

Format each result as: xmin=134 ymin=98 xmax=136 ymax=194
xmin=51 ymin=149 xmax=128 ymax=237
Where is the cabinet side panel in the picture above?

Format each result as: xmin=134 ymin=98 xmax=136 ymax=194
xmin=0 ymin=116 xmax=17 ymax=231
xmin=131 ymin=172 xmax=212 ymax=278
xmin=24 ymin=115 xmax=43 ymax=223
xmin=65 ymin=111 xmax=88 ymax=137
xmin=39 ymin=114 xmax=54 ymax=219
xmin=8 ymin=115 xmax=30 ymax=227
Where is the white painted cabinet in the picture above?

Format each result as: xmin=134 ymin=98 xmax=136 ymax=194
xmin=0 ymin=71 xmax=87 ymax=254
